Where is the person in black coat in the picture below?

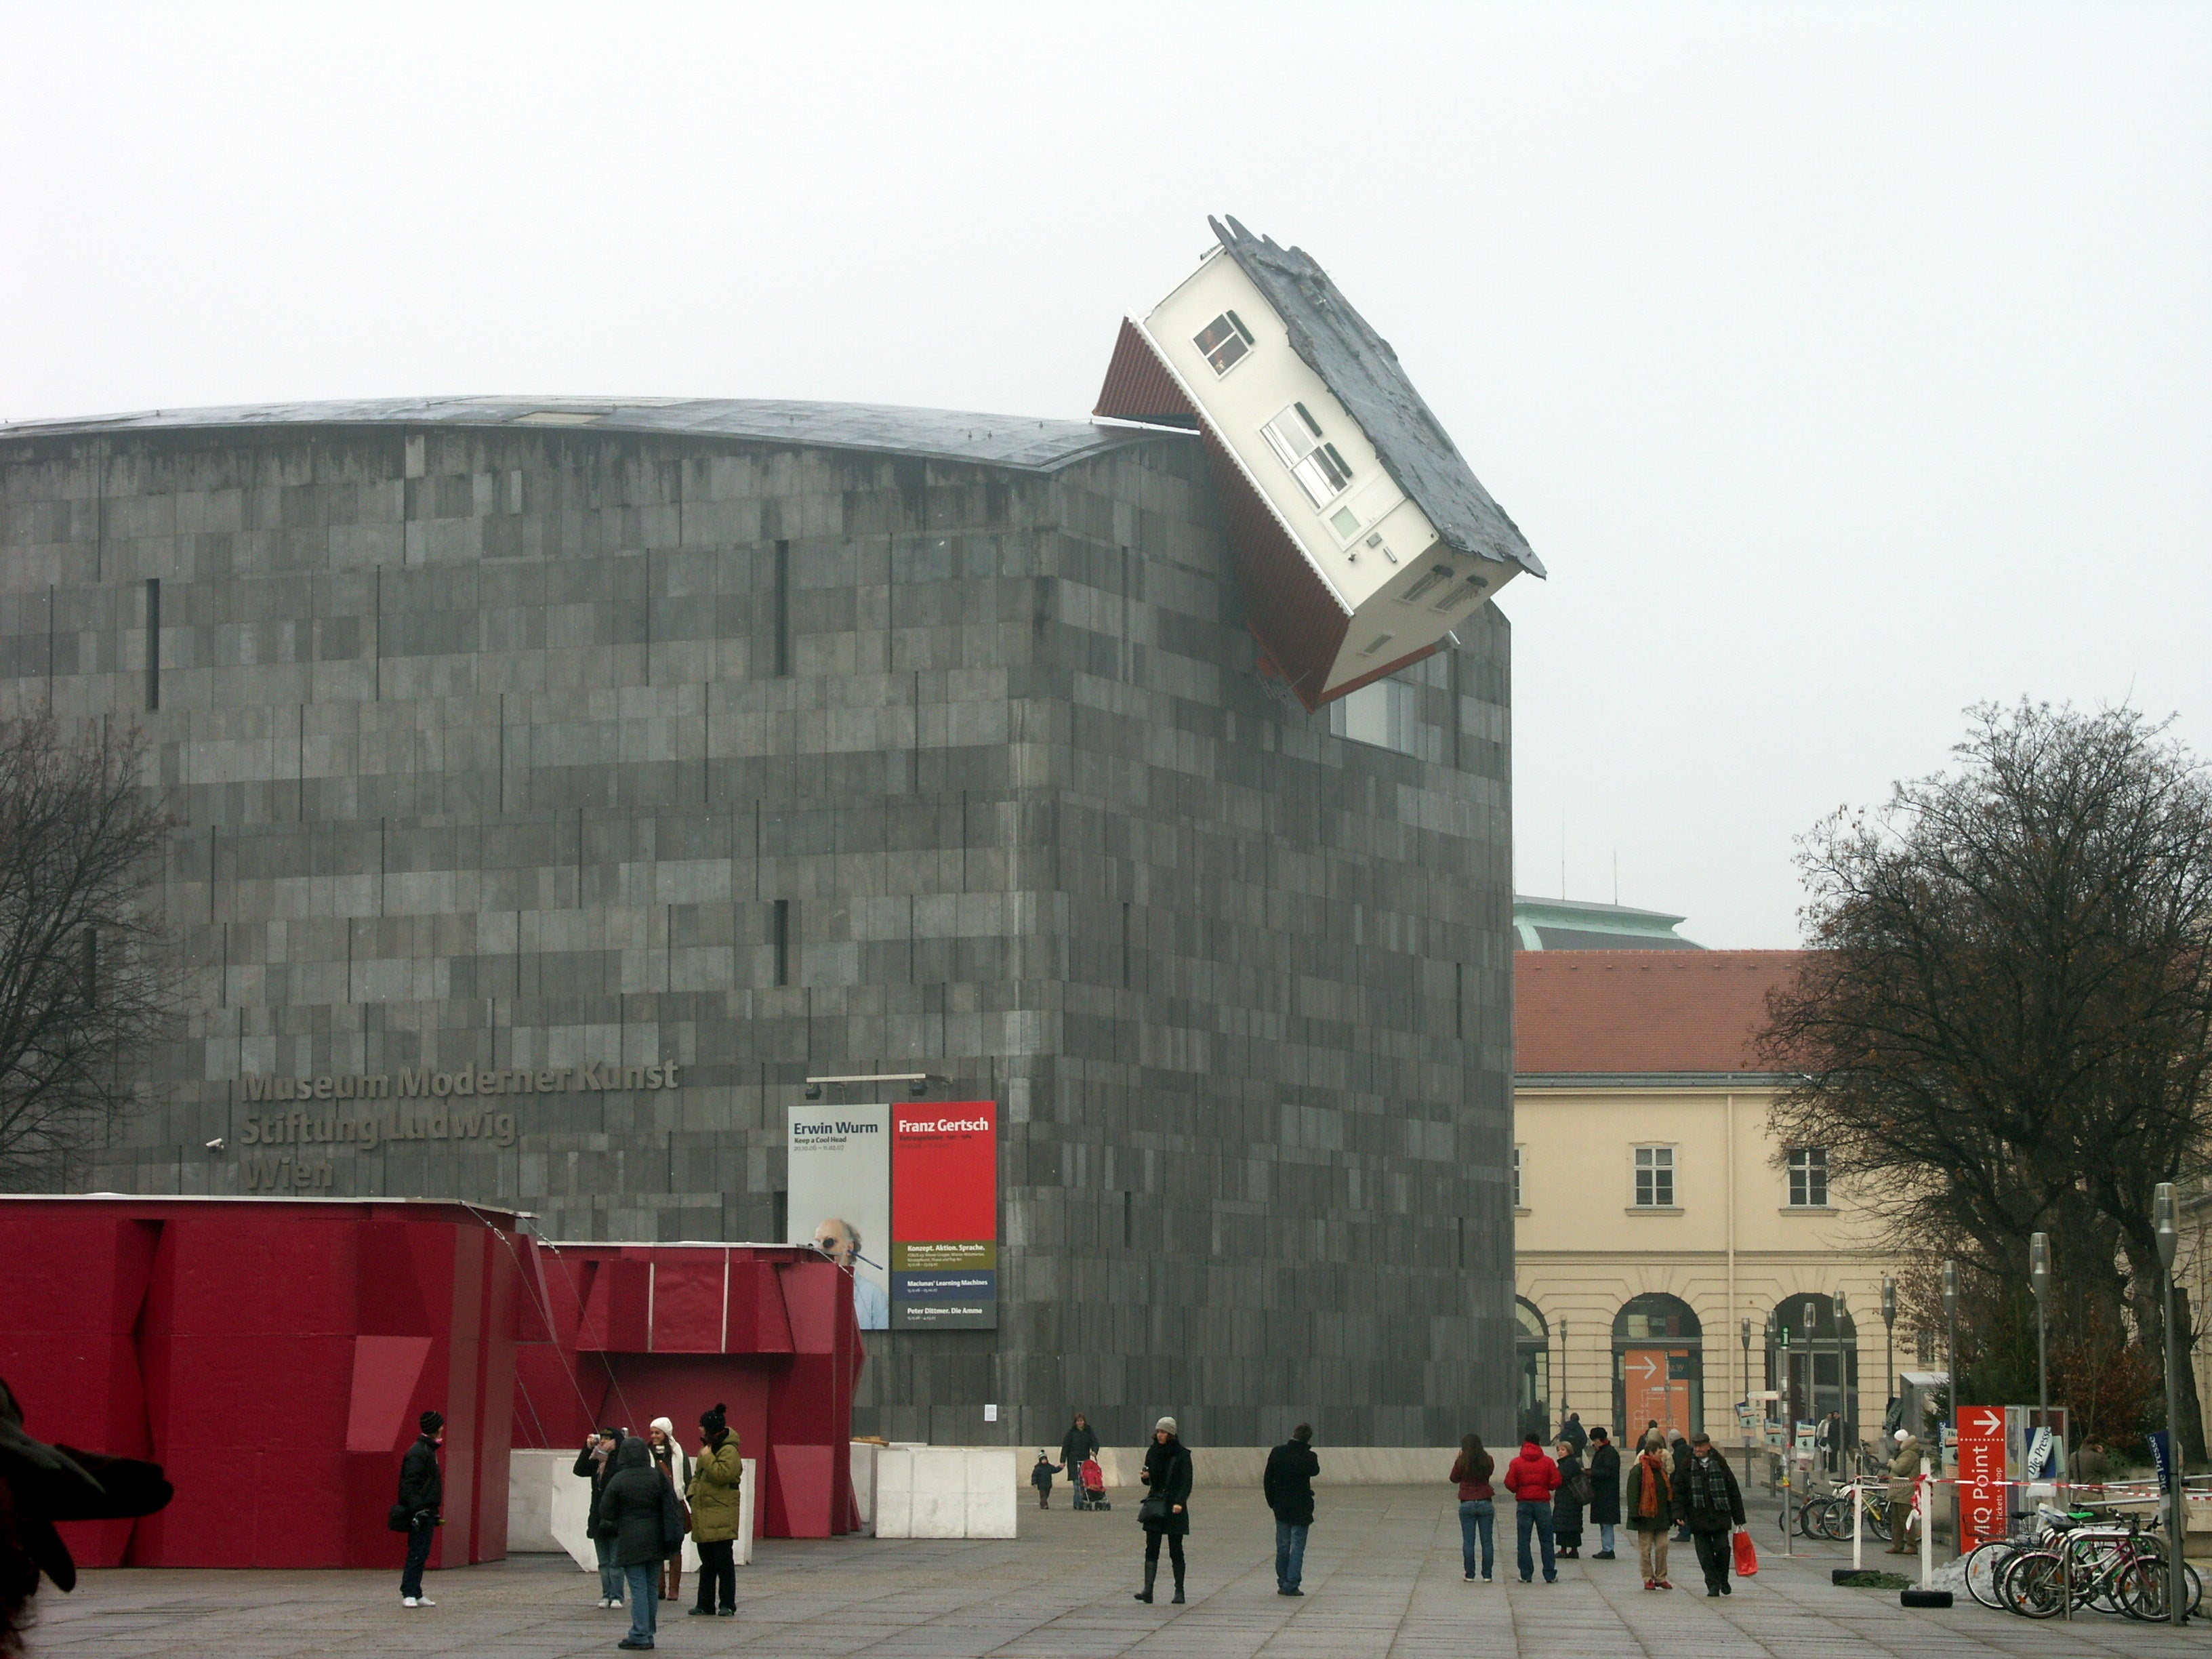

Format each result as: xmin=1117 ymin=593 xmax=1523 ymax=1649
xmin=395 ymin=1410 xmax=445 ymax=1607
xmin=1262 ymin=1424 xmax=1319 ymax=1596
xmin=1551 ymin=1438 xmax=1586 ymax=1559
xmin=1666 ymin=1431 xmax=1692 ymax=1542
xmin=1584 ymin=1427 xmax=1622 ymax=1559
xmin=1134 ymin=1416 xmax=1193 ymax=1606
xmin=598 ymin=1436 xmax=685 ymax=1649
xmin=1031 ymin=1454 xmax=1063 ymax=1508
xmin=1061 ymin=1412 xmax=1100 ymax=1469
xmin=574 ymin=1427 xmax=628 ymax=1606
xmin=1 ymin=1374 xmax=173 ymax=1654
xmin=1669 ymin=1433 xmax=1747 ymax=1597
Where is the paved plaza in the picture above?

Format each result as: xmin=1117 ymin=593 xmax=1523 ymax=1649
xmin=32 ymin=1485 xmax=2207 ymax=1658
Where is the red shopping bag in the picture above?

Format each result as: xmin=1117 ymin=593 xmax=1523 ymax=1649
xmin=1732 ymin=1528 xmax=1759 ymax=1577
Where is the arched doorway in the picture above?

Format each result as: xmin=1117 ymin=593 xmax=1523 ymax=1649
xmin=1765 ymin=1293 xmax=1858 ymax=1454
xmin=1614 ymin=1293 xmax=1702 ymax=1439
xmin=1515 ymin=1298 xmax=1551 ymax=1443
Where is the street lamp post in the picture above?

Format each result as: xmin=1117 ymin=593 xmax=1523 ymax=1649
xmin=2155 ymin=1183 xmax=2185 ymax=1626
xmin=2029 ymin=1232 xmax=2051 ymax=1475
xmin=1741 ymin=1316 xmax=1755 ymax=1484
xmin=1942 ymin=1258 xmax=1959 ymax=1448
xmin=1836 ymin=1288 xmax=1853 ymax=1459
xmin=1881 ymin=1277 xmax=1898 ymax=1431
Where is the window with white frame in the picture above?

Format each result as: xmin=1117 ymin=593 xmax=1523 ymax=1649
xmin=1260 ymin=403 xmax=1355 ymax=510
xmin=1787 ymin=1147 xmax=1828 ymax=1208
xmin=1512 ymin=1144 xmax=1524 ymax=1208
xmin=1192 ymin=311 xmax=1255 ymax=375
xmin=1633 ymin=1145 xmax=1675 ymax=1208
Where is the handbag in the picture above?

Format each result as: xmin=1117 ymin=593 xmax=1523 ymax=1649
xmin=1136 ymin=1494 xmax=1170 ymax=1526
xmin=1569 ymin=1469 xmax=1593 ymax=1506
xmin=1732 ymin=1528 xmax=1759 ymax=1577
xmin=387 ymin=1503 xmax=413 ymax=1533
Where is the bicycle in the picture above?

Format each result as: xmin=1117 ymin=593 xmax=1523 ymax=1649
xmin=1965 ymin=1504 xmax=2089 ymax=1610
xmin=1997 ymin=1511 xmax=2203 ymax=1620
xmin=1814 ymin=1477 xmax=1893 ymax=1542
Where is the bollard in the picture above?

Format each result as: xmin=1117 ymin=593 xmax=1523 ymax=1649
xmin=1852 ymin=1483 xmax=1864 ymax=1572
xmin=1919 ymin=1458 xmax=1933 ymax=1590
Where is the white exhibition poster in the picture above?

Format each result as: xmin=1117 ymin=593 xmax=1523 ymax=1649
xmin=785 ymin=1103 xmax=891 ymax=1329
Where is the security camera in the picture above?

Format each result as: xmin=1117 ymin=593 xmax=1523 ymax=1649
xmin=804 ymin=1084 xmax=822 ymax=1100
xmin=205 ymin=1136 xmax=226 ymax=1152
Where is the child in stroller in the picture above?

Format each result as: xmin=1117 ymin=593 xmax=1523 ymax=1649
xmin=1077 ymin=1454 xmax=1107 ymax=1511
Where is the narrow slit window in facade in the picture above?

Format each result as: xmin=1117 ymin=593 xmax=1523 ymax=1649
xmin=144 ymin=578 xmax=161 ymax=710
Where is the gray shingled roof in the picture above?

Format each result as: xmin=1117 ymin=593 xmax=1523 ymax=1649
xmin=1209 ymin=217 xmax=1544 ymax=578
xmin=0 ymin=396 xmax=1162 ymax=473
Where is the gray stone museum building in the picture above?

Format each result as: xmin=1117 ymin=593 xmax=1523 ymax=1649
xmin=0 ymin=391 xmax=1518 ymax=1446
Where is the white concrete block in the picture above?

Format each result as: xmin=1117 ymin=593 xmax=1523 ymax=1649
xmin=548 ymin=1454 xmax=597 ymax=1573
xmin=506 ymin=1448 xmax=568 ymax=1555
xmin=876 ymin=1446 xmax=915 ymax=1496
xmin=910 ymin=1488 xmax=965 ymax=1538
xmin=732 ymin=1458 xmax=757 ymax=1567
xmin=874 ymin=1488 xmax=912 ymax=1538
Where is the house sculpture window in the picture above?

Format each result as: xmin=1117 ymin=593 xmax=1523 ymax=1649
xmin=1787 ymin=1147 xmax=1828 ymax=1208
xmin=1261 ymin=403 xmax=1355 ymax=510
xmin=1633 ymin=1145 xmax=1675 ymax=1208
xmin=1193 ymin=311 xmax=1255 ymax=375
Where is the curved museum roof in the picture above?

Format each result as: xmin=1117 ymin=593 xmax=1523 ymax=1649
xmin=0 ymin=396 xmax=1164 ymax=474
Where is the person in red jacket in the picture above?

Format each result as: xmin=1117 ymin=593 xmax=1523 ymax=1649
xmin=1503 ymin=1438 xmax=1561 ymax=1583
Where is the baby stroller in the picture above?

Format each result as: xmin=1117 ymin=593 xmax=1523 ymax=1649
xmin=1076 ymin=1455 xmax=1108 ymax=1511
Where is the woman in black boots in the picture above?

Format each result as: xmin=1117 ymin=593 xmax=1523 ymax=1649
xmin=1134 ymin=1417 xmax=1193 ymax=1605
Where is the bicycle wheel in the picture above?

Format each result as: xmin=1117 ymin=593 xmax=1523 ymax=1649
xmin=2001 ymin=1549 xmax=2069 ymax=1619
xmin=1816 ymin=1497 xmax=1849 ymax=1541
xmin=1865 ymin=1500 xmax=1893 ymax=1543
xmin=1965 ymin=1540 xmax=2017 ymax=1610
xmin=2114 ymin=1558 xmax=2165 ymax=1620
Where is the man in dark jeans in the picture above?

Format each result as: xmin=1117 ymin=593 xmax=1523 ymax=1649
xmin=1670 ymin=1431 xmax=1747 ymax=1597
xmin=1263 ymin=1424 xmax=1319 ymax=1596
xmin=397 ymin=1410 xmax=445 ymax=1608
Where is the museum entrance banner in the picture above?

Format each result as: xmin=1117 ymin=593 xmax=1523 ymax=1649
xmin=891 ymin=1102 xmax=998 ymax=1328
xmin=785 ymin=1104 xmax=891 ymax=1330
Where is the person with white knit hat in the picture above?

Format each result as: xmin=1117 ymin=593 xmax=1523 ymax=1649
xmin=1134 ymin=1417 xmax=1194 ymax=1605
xmin=645 ymin=1418 xmax=692 ymax=1605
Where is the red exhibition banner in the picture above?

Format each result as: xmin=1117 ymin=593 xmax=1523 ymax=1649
xmin=890 ymin=1101 xmax=997 ymax=1329
xmin=1957 ymin=1406 xmax=2007 ymax=1550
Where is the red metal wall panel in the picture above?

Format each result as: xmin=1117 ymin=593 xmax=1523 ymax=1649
xmin=0 ymin=1197 xmax=523 ymax=1571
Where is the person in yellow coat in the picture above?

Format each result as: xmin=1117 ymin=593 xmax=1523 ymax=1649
xmin=685 ymin=1403 xmax=743 ymax=1617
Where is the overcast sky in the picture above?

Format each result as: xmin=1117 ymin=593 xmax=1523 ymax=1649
xmin=3 ymin=2 xmax=2205 ymax=946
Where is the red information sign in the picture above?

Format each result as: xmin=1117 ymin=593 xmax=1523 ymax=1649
xmin=1957 ymin=1406 xmax=2007 ymax=1550
xmin=890 ymin=1101 xmax=998 ymax=1329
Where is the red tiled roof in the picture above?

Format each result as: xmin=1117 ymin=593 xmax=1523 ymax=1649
xmin=1515 ymin=950 xmax=1810 ymax=1075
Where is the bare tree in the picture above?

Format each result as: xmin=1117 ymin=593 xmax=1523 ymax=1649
xmin=1763 ymin=703 xmax=2212 ymax=1460
xmin=0 ymin=718 xmax=175 ymax=1187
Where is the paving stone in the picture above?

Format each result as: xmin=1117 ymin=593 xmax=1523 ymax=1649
xmin=33 ymin=1484 xmax=2197 ymax=1658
